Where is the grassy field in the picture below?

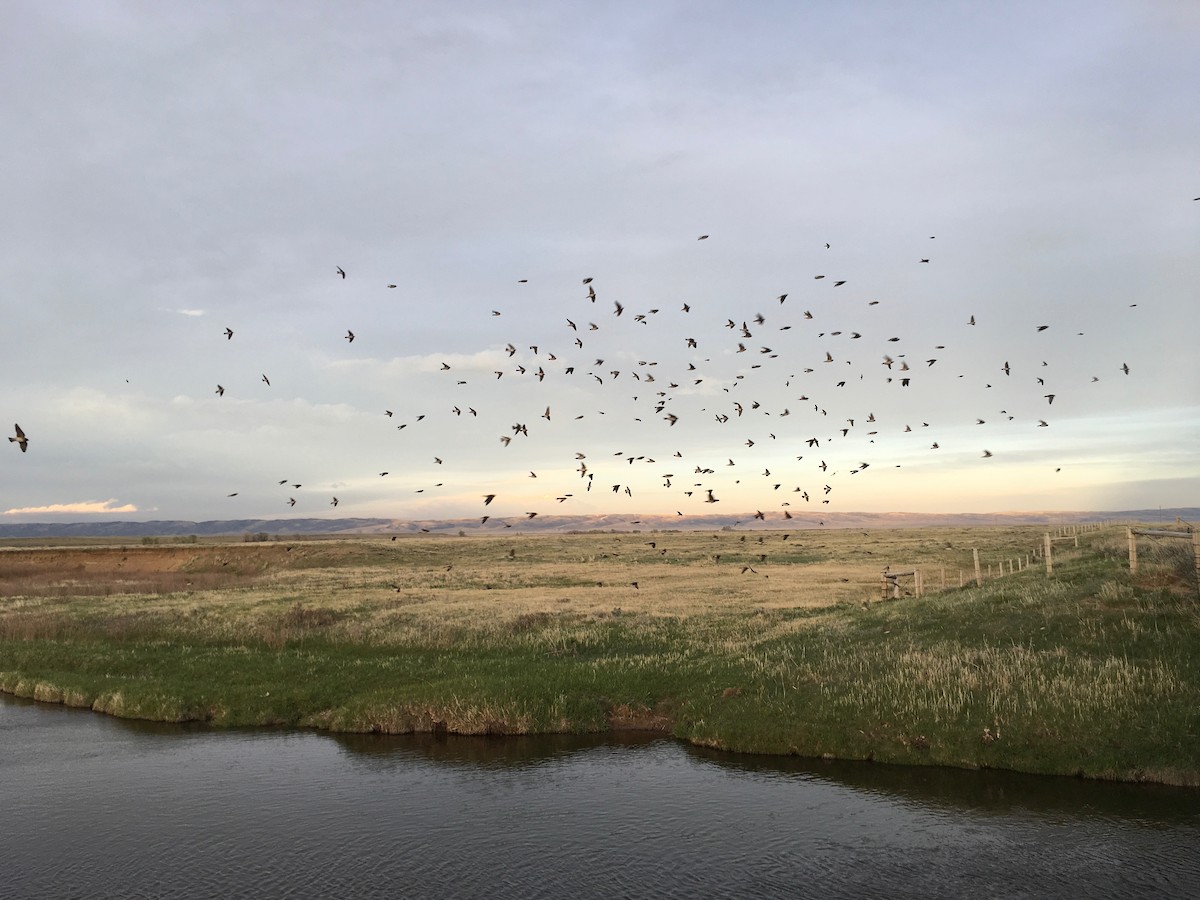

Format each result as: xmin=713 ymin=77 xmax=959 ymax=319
xmin=1 ymin=524 xmax=1197 ymax=784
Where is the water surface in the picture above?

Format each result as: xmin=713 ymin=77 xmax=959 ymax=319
xmin=3 ymin=694 xmax=1197 ymax=898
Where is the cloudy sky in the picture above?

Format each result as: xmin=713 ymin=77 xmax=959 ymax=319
xmin=2 ymin=1 xmax=1197 ymax=524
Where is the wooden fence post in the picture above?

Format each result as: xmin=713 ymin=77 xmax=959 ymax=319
xmin=1127 ymin=526 xmax=1137 ymax=574
xmin=1044 ymin=533 xmax=1052 ymax=576
xmin=973 ymin=548 xmax=982 ymax=585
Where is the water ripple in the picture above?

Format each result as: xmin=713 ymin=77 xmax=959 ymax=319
xmin=3 ymin=696 xmax=1198 ymax=899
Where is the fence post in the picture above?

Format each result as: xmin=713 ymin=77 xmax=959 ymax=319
xmin=1127 ymin=526 xmax=1137 ymax=574
xmin=974 ymin=549 xmax=982 ymax=585
xmin=1044 ymin=533 xmax=1052 ymax=576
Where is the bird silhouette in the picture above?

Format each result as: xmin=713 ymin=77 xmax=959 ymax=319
xmin=9 ymin=424 xmax=28 ymax=453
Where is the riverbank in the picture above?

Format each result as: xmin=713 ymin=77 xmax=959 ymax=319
xmin=2 ymin=527 xmax=1197 ymax=784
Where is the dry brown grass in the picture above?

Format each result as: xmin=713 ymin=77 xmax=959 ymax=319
xmin=0 ymin=525 xmax=1079 ymax=649
xmin=4 ymin=522 xmax=1197 ymax=783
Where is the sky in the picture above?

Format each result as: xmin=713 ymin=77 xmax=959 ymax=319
xmin=2 ymin=1 xmax=1197 ymax=525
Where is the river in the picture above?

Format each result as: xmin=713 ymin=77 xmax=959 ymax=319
xmin=2 ymin=694 xmax=1197 ymax=898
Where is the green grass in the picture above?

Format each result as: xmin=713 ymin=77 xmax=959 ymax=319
xmin=1 ymin=526 xmax=1197 ymax=784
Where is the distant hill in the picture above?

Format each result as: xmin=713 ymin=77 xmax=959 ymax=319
xmin=0 ymin=509 xmax=1194 ymax=539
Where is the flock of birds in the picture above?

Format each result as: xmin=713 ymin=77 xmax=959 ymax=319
xmin=9 ymin=232 xmax=1142 ymax=528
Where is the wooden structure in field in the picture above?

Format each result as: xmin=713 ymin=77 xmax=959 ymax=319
xmin=881 ymin=567 xmax=922 ymax=600
xmin=1127 ymin=524 xmax=1200 ymax=597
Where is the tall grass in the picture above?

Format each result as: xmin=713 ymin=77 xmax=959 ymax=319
xmin=1 ymin=526 xmax=1197 ymax=783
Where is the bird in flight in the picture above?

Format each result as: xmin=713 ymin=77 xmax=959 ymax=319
xmin=336 ymin=266 xmax=346 ymax=279
xmin=9 ymin=424 xmax=28 ymax=453
xmin=224 ymin=327 xmax=234 ymax=340
xmin=345 ymin=330 xmax=355 ymax=343
xmin=262 ymin=374 xmax=271 ymax=386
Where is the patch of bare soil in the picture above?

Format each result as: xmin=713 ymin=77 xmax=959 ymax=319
xmin=0 ymin=544 xmax=319 ymax=597
xmin=603 ymin=700 xmax=676 ymax=733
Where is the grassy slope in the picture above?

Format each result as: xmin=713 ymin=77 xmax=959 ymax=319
xmin=1 ymin=527 xmax=1197 ymax=784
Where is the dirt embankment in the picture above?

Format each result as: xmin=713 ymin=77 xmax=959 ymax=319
xmin=0 ymin=543 xmax=333 ymax=597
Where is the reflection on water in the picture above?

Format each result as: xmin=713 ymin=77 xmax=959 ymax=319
xmin=3 ymin=693 xmax=1198 ymax=899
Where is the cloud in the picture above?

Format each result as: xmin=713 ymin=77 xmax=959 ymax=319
xmin=175 ymin=309 xmax=206 ymax=317
xmin=321 ymin=349 xmax=512 ymax=379
xmin=3 ymin=499 xmax=140 ymax=516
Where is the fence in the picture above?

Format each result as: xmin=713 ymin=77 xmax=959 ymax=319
xmin=875 ymin=520 xmax=1196 ymax=601
xmin=1127 ymin=523 xmax=1200 ymax=598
